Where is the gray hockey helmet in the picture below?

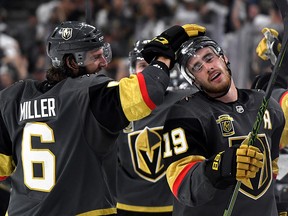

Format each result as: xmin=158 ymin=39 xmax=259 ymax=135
xmin=46 ymin=21 xmax=112 ymax=67
xmin=177 ymin=36 xmax=224 ymax=85
xmin=129 ymin=39 xmax=150 ymax=74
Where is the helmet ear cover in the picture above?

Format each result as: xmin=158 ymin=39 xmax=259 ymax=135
xmin=46 ymin=21 xmax=112 ymax=67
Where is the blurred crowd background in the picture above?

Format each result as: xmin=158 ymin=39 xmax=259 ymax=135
xmin=0 ymin=0 xmax=284 ymax=90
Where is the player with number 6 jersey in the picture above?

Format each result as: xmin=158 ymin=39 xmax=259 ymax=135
xmin=0 ymin=21 xmax=205 ymax=216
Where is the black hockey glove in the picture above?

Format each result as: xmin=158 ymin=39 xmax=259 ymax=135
xmin=141 ymin=24 xmax=206 ymax=68
xmin=204 ymin=144 xmax=264 ymax=189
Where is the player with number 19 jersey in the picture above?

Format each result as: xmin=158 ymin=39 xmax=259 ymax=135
xmin=116 ymin=88 xmax=196 ymax=215
xmin=162 ymin=89 xmax=285 ymax=216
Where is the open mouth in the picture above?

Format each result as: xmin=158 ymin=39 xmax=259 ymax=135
xmin=210 ymin=72 xmax=221 ymax=81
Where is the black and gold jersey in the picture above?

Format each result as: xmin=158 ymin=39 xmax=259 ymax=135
xmin=271 ymin=88 xmax=288 ymax=214
xmin=0 ymin=65 xmax=169 ymax=216
xmin=162 ymin=89 xmax=286 ymax=216
xmin=116 ymin=88 xmax=196 ymax=215
xmin=272 ymin=88 xmax=288 ymax=150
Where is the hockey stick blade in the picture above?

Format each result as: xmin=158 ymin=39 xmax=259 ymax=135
xmin=223 ymin=0 xmax=288 ymax=215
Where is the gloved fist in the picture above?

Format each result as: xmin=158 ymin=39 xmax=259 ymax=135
xmin=141 ymin=24 xmax=206 ymax=68
xmin=256 ymin=28 xmax=281 ymax=65
xmin=204 ymin=144 xmax=263 ymax=189
xmin=182 ymin=24 xmax=206 ymax=38
xmin=236 ymin=144 xmax=263 ymax=181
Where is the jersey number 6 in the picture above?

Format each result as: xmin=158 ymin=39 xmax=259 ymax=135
xmin=22 ymin=122 xmax=56 ymax=192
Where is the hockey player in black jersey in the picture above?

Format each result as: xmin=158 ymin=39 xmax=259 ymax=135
xmin=161 ymin=35 xmax=287 ymax=216
xmin=0 ymin=21 xmax=206 ymax=216
xmin=115 ymin=40 xmax=197 ymax=215
xmin=252 ymin=27 xmax=288 ymax=216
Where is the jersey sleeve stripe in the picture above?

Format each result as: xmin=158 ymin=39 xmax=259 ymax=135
xmin=0 ymin=153 xmax=14 ymax=177
xmin=279 ymin=91 xmax=288 ymax=149
xmin=136 ymin=73 xmax=156 ymax=110
xmin=172 ymin=161 xmax=199 ymax=197
xmin=166 ymin=155 xmax=205 ymax=197
xmin=119 ymin=74 xmax=152 ymax=121
xmin=0 ymin=176 xmax=7 ymax=181
xmin=278 ymin=91 xmax=288 ymax=106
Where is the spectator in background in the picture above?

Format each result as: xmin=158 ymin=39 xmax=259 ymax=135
xmin=199 ymin=0 xmax=228 ymax=46
xmin=11 ymin=9 xmax=49 ymax=80
xmin=133 ymin=2 xmax=166 ymax=41
xmin=0 ymin=0 xmax=283 ymax=92
xmin=0 ymin=63 xmax=19 ymax=90
xmin=95 ymin=0 xmax=135 ymax=79
xmin=173 ymin=0 xmax=202 ymax=26
xmin=35 ymin=0 xmax=60 ymax=41
xmin=222 ymin=0 xmax=275 ymax=88
xmin=250 ymin=2 xmax=284 ymax=81
xmin=0 ymin=15 xmax=27 ymax=81
xmin=0 ymin=8 xmax=27 ymax=90
xmin=153 ymin=0 xmax=174 ymax=22
xmin=36 ymin=0 xmax=85 ymax=42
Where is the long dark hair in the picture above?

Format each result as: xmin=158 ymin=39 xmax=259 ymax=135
xmin=46 ymin=54 xmax=86 ymax=84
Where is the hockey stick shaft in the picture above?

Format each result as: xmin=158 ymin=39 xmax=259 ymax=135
xmin=85 ymin=0 xmax=92 ymax=25
xmin=223 ymin=1 xmax=288 ymax=214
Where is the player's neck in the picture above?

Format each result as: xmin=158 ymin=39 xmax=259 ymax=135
xmin=215 ymin=81 xmax=238 ymax=103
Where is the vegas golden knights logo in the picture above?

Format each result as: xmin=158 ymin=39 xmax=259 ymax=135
xmin=128 ymin=126 xmax=165 ymax=182
xmin=228 ymin=134 xmax=272 ymax=200
xmin=216 ymin=114 xmax=235 ymax=137
xmin=60 ymin=28 xmax=72 ymax=40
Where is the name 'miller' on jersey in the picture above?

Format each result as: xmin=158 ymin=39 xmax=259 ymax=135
xmin=19 ymin=98 xmax=57 ymax=122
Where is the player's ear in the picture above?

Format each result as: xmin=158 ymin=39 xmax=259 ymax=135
xmin=66 ymin=56 xmax=79 ymax=71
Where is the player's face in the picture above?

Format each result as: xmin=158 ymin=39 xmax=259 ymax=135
xmin=186 ymin=47 xmax=231 ymax=97
xmin=84 ymin=48 xmax=108 ymax=74
xmin=135 ymin=59 xmax=149 ymax=73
